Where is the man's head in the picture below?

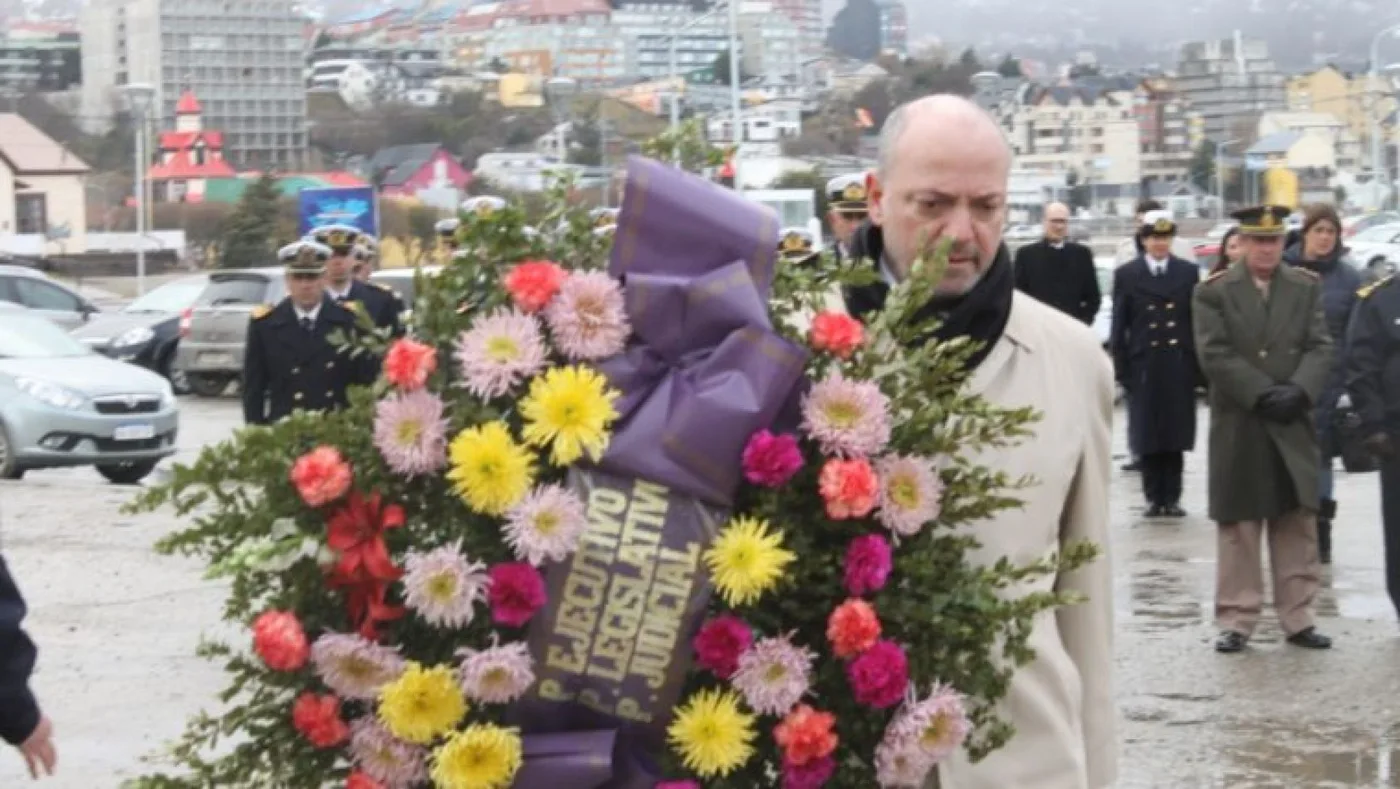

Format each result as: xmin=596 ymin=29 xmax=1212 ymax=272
xmin=1140 ymin=210 xmax=1176 ymax=259
xmin=1231 ymin=204 xmax=1291 ymax=276
xmin=868 ymin=94 xmax=1011 ymax=296
xmin=825 ymin=173 xmax=869 ymax=247
xmin=280 ymin=242 xmax=331 ymax=309
xmin=1133 ymin=198 xmax=1163 ymax=226
xmin=1043 ymin=202 xmax=1070 ymax=243
xmin=351 ymin=245 xmax=374 ymax=282
xmin=310 ymin=225 xmax=361 ymax=287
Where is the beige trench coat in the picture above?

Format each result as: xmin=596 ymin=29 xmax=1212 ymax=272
xmin=932 ymin=293 xmax=1118 ymax=789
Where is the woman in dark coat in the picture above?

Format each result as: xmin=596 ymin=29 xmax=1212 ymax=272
xmin=1282 ymin=203 xmax=1363 ymax=563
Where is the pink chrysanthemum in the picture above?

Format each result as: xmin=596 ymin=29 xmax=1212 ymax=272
xmin=801 ymin=373 xmax=891 ymax=458
xmin=874 ymin=736 xmax=936 ymax=789
xmin=502 ymin=485 xmax=588 ymax=566
xmin=730 ymin=635 xmax=815 ymax=716
xmin=372 ymin=390 xmax=448 ymax=478
xmin=349 ymin=718 xmax=428 ymax=788
xmin=310 ymin=633 xmax=407 ymax=700
xmin=401 ymin=543 xmax=489 ymax=629
xmin=457 ymin=640 xmax=536 ymax=704
xmin=543 ymin=271 xmax=630 ymax=361
xmin=885 ymin=684 xmax=971 ymax=765
xmin=876 ymin=455 xmax=944 ymax=537
xmin=454 ymin=308 xmax=548 ymax=400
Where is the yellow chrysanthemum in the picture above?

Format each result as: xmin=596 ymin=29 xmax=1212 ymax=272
xmin=519 ymin=365 xmax=620 ymax=466
xmin=377 ymin=662 xmax=468 ymax=745
xmin=703 ymin=516 xmax=796 ymax=607
xmin=431 ymin=724 xmax=524 ymax=789
xmin=667 ymin=688 xmax=756 ymax=778
xmin=447 ymin=422 xmax=536 ymax=515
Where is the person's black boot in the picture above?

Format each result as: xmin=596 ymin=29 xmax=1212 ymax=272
xmin=1318 ymin=498 xmax=1336 ymax=565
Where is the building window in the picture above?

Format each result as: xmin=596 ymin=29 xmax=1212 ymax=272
xmin=15 ymin=194 xmax=46 ymax=234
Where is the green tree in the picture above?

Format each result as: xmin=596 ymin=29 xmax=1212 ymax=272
xmin=996 ymin=54 xmax=1022 ymax=78
xmin=640 ymin=119 xmax=728 ymax=176
xmin=711 ymin=49 xmax=750 ymax=86
xmin=216 ymin=173 xmax=282 ymax=269
xmin=1188 ymin=140 xmax=1216 ymax=193
xmin=958 ymin=47 xmax=982 ymax=71
xmin=567 ymin=106 xmax=603 ymax=167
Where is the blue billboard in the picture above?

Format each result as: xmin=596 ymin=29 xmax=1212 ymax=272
xmin=298 ymin=187 xmax=378 ymax=237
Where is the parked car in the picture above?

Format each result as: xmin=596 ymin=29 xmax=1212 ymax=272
xmin=0 ymin=312 xmax=179 ymax=483
xmin=1344 ymin=223 xmax=1400 ymax=280
xmin=0 ymin=264 xmax=101 ymax=330
xmin=175 ymin=267 xmax=285 ymax=398
xmin=1343 ymin=211 xmax=1400 ymax=239
xmin=70 ymin=275 xmax=208 ymax=394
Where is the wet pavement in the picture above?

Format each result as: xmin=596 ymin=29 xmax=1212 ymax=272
xmin=1 ymin=398 xmax=1398 ymax=787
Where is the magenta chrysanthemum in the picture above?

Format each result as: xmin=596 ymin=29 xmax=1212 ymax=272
xmin=310 ymin=633 xmax=406 ymax=700
xmin=874 ymin=736 xmax=935 ymax=788
xmin=876 ymin=455 xmax=944 ymax=537
xmin=457 ymin=640 xmax=536 ymax=704
xmin=886 ymin=684 xmax=971 ymax=764
xmin=454 ymin=307 xmax=547 ymax=400
xmin=730 ymin=635 xmax=815 ymax=716
xmin=801 ymin=373 xmax=892 ymax=458
xmin=372 ymin=390 xmax=448 ymax=477
xmin=401 ymin=542 xmax=489 ymax=629
xmin=349 ymin=717 xmax=428 ymax=788
xmin=543 ymin=271 xmax=630 ymax=360
xmin=503 ymin=484 xmax=588 ymax=566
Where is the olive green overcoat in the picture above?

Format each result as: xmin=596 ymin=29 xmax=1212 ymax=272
xmin=1191 ymin=262 xmax=1333 ymax=523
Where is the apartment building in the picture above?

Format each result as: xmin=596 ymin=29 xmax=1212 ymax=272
xmin=79 ymin=0 xmax=308 ymax=169
xmin=769 ymin=0 xmax=822 ymax=59
xmin=738 ymin=6 xmax=802 ymax=83
xmin=480 ymin=0 xmax=627 ymax=86
xmin=1135 ymin=77 xmax=1202 ymax=185
xmin=0 ymin=34 xmax=81 ymax=94
xmin=612 ymin=4 xmax=729 ymax=82
xmin=1175 ymin=35 xmax=1287 ymax=142
xmin=1286 ymin=64 xmax=1397 ymax=171
xmin=1003 ymin=83 xmax=1143 ymax=195
xmin=876 ymin=0 xmax=908 ymax=57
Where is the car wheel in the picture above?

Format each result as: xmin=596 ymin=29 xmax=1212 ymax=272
xmin=187 ymin=373 xmax=230 ymax=398
xmin=1369 ymin=257 xmax=1391 ymax=277
xmin=96 ymin=460 xmax=159 ymax=485
xmin=0 ymin=422 xmax=23 ymax=480
xmin=161 ymin=353 xmax=191 ymax=396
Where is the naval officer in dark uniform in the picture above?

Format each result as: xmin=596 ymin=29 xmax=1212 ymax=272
xmin=242 ymin=242 xmax=376 ymax=426
xmin=825 ymin=173 xmax=869 ymax=262
xmin=1111 ymin=210 xmax=1201 ymax=518
xmin=310 ymin=224 xmax=401 ymax=336
xmin=778 ymin=227 xmax=821 ymax=265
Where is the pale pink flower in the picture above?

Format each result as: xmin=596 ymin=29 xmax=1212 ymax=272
xmin=885 ymin=684 xmax=971 ymax=764
xmin=730 ymin=635 xmax=815 ymax=716
xmin=874 ymin=736 xmax=936 ymax=789
xmin=503 ymin=484 xmax=588 ymax=565
xmin=544 ymin=271 xmax=630 ymax=360
xmin=801 ymin=373 xmax=891 ymax=458
xmin=372 ymin=390 xmax=448 ymax=478
xmin=877 ymin=455 xmax=944 ymax=537
xmin=349 ymin=718 xmax=429 ymax=788
xmin=401 ymin=542 xmax=490 ymax=629
xmin=454 ymin=308 xmax=547 ymax=400
xmin=457 ymin=640 xmax=536 ymax=704
xmin=310 ymin=633 xmax=406 ymax=700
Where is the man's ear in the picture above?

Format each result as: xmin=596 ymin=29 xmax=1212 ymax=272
xmin=866 ymin=171 xmax=885 ymax=227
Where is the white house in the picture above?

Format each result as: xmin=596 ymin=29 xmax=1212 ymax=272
xmin=0 ymin=114 xmax=89 ymax=256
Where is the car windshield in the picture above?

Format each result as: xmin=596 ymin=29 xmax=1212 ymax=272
xmin=123 ymin=278 xmax=207 ymax=313
xmin=0 ymin=315 xmax=93 ymax=358
xmin=1354 ymin=225 xmax=1400 ymax=243
xmin=197 ymin=275 xmax=273 ymax=307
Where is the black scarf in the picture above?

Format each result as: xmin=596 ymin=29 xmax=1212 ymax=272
xmin=842 ymin=223 xmax=1015 ymax=371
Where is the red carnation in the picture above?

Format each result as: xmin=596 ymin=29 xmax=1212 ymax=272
xmin=251 ymin=610 xmax=309 ymax=672
xmin=488 ymin=562 xmax=547 ymax=627
xmin=504 ymin=260 xmax=567 ymax=313
xmin=808 ymin=311 xmax=864 ymax=360
xmin=346 ymin=772 xmax=385 ymax=789
xmin=290 ymin=446 xmax=352 ymax=508
xmin=291 ymin=692 xmax=349 ymax=748
xmin=382 ymin=337 xmax=437 ymax=391
xmin=692 ymin=615 xmax=753 ymax=679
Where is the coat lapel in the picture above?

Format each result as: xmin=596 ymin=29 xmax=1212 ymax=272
xmin=1263 ymin=270 xmax=1305 ymax=345
xmin=1223 ymin=264 xmax=1269 ymax=346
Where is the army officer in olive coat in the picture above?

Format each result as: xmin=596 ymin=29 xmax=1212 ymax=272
xmin=1192 ymin=204 xmax=1334 ymax=654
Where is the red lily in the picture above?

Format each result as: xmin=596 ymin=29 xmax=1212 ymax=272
xmin=326 ymin=492 xmax=405 ymax=584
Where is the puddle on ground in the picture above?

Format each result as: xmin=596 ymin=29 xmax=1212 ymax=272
xmin=1214 ymin=721 xmax=1399 ymax=787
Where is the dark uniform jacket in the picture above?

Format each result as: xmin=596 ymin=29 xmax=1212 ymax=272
xmin=242 ymin=297 xmax=376 ymax=425
xmin=1111 ymin=255 xmax=1201 ymax=455
xmin=1345 ymin=275 xmax=1400 ymax=435
xmin=1193 ymin=262 xmax=1333 ymax=522
xmin=1013 ymin=239 xmax=1101 ymax=324
xmin=0 ymin=555 xmax=39 ymax=746
xmin=332 ymin=279 xmax=402 ymax=336
xmin=1283 ymin=243 xmax=1362 ymax=453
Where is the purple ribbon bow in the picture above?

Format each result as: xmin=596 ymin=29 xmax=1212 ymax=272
xmin=596 ymin=157 xmax=809 ymax=507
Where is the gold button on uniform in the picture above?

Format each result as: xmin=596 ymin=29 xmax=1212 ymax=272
xmin=1258 ymin=350 xmax=1268 ymax=358
xmin=326 ymin=390 xmax=334 ymax=398
xmin=1169 ymin=339 xmax=1179 ymax=346
xmin=291 ymin=367 xmax=300 ymax=375
xmin=326 ymin=361 xmax=335 ymax=370
xmin=294 ymin=391 xmax=304 ymax=401
xmin=1167 ymin=321 xmax=1176 ymax=328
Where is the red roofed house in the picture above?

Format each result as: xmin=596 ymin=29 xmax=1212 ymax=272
xmin=147 ymin=90 xmax=238 ymax=203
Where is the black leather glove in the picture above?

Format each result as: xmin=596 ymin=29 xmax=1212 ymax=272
xmin=1364 ymin=431 xmax=1396 ymax=459
xmin=1255 ymin=384 xmax=1309 ymax=423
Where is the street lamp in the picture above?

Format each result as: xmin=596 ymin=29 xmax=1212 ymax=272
xmin=122 ymin=82 xmax=156 ymax=296
xmin=1368 ymin=24 xmax=1400 ymax=193
xmin=1212 ymin=138 xmax=1240 ymax=221
xmin=543 ymin=76 xmax=578 ymax=163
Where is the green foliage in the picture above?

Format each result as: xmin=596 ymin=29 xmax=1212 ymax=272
xmin=124 ymin=164 xmax=1100 ymax=787
xmin=216 ymin=173 xmax=283 ymax=269
xmin=1189 ymin=140 xmax=1217 ymax=194
xmin=639 ymin=119 xmax=730 ymax=175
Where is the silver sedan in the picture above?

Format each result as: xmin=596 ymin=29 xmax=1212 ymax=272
xmin=0 ymin=313 xmax=179 ymax=483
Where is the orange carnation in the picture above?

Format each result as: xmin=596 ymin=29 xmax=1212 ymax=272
xmin=808 ymin=311 xmax=864 ymax=359
xmin=504 ymin=260 xmax=567 ymax=313
xmin=290 ymin=446 xmax=353 ymax=508
xmin=251 ymin=610 xmax=309 ymax=672
xmin=774 ymin=704 xmax=839 ymax=767
xmin=818 ymin=458 xmax=879 ymax=520
xmin=291 ymin=692 xmax=349 ymax=748
xmin=827 ymin=598 xmax=881 ymax=659
xmin=383 ymin=337 xmax=437 ymax=390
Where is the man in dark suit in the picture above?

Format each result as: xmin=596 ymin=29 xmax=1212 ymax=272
xmin=1111 ymin=210 xmax=1201 ymax=518
xmin=242 ymin=242 xmax=377 ymax=425
xmin=825 ymin=173 xmax=868 ymax=262
xmin=0 ymin=555 xmax=56 ymax=779
xmin=309 ymin=224 xmax=401 ymax=336
xmin=1013 ymin=201 xmax=1101 ymax=324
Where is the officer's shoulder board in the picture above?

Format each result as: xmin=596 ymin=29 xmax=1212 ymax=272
xmin=250 ymin=303 xmax=273 ymax=320
xmin=373 ymin=281 xmax=394 ymax=293
xmin=1293 ymin=267 xmax=1320 ymax=280
xmin=1357 ymin=274 xmax=1395 ymax=300
xmin=1203 ymin=269 xmax=1228 ymax=285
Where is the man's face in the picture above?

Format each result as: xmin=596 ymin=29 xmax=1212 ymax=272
xmin=353 ymin=260 xmax=371 ymax=282
xmin=286 ymin=272 xmax=324 ymax=307
xmin=868 ymin=129 xmax=1008 ymax=296
xmin=1043 ymin=208 xmax=1069 ymax=242
xmin=828 ymin=211 xmax=865 ymax=246
xmin=1243 ymin=234 xmax=1285 ymax=274
xmin=326 ymin=253 xmax=352 ymax=285
xmin=1144 ymin=234 xmax=1173 ymax=259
